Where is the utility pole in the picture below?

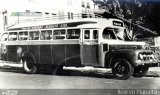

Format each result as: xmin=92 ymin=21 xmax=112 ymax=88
xmin=2 ymin=10 xmax=7 ymax=31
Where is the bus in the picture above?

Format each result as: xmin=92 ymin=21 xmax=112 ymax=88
xmin=0 ymin=17 xmax=159 ymax=80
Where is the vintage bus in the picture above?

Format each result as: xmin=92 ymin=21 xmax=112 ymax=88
xmin=0 ymin=17 xmax=159 ymax=80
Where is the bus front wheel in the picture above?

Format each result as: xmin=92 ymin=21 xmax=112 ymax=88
xmin=23 ymin=58 xmax=37 ymax=74
xmin=112 ymin=59 xmax=134 ymax=80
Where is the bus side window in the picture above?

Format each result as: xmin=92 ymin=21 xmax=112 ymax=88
xmin=19 ymin=32 xmax=28 ymax=40
xmin=1 ymin=33 xmax=8 ymax=41
xmin=84 ymin=30 xmax=90 ymax=39
xmin=9 ymin=32 xmax=17 ymax=41
xmin=41 ymin=30 xmax=52 ymax=40
xmin=29 ymin=31 xmax=39 ymax=40
xmin=67 ymin=29 xmax=80 ymax=39
xmin=53 ymin=30 xmax=65 ymax=39
xmin=93 ymin=30 xmax=98 ymax=39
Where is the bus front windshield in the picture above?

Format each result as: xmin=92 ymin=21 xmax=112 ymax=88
xmin=102 ymin=28 xmax=124 ymax=40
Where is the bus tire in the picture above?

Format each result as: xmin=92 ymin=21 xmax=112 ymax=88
xmin=23 ymin=58 xmax=37 ymax=74
xmin=112 ymin=59 xmax=134 ymax=80
xmin=133 ymin=66 xmax=149 ymax=77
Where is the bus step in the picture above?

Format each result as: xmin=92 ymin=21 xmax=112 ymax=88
xmin=0 ymin=63 xmax=23 ymax=68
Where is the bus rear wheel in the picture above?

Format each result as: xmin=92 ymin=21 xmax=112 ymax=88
xmin=23 ymin=58 xmax=37 ymax=74
xmin=112 ymin=59 xmax=134 ymax=80
xmin=133 ymin=66 xmax=149 ymax=77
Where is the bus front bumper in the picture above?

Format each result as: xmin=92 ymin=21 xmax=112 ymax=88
xmin=134 ymin=60 xmax=160 ymax=67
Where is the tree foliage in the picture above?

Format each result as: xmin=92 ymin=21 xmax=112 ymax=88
xmin=93 ymin=0 xmax=160 ymax=37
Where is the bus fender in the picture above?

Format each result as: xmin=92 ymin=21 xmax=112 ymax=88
xmin=105 ymin=52 xmax=132 ymax=68
xmin=59 ymin=55 xmax=81 ymax=67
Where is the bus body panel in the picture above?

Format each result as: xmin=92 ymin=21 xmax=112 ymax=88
xmin=81 ymin=44 xmax=99 ymax=66
xmin=7 ymin=45 xmax=17 ymax=63
xmin=0 ymin=42 xmax=8 ymax=61
xmin=65 ymin=44 xmax=81 ymax=66
xmin=51 ymin=45 xmax=65 ymax=65
xmin=3 ymin=43 xmax=82 ymax=66
xmin=40 ymin=45 xmax=52 ymax=65
xmin=28 ymin=45 xmax=40 ymax=64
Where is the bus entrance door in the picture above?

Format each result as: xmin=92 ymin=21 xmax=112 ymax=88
xmin=81 ymin=29 xmax=99 ymax=66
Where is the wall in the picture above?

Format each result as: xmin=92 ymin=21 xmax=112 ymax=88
xmin=154 ymin=37 xmax=160 ymax=47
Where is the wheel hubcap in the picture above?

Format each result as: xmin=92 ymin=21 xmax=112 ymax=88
xmin=114 ymin=62 xmax=129 ymax=76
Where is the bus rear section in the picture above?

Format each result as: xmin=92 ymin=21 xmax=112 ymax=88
xmin=0 ymin=30 xmax=81 ymax=74
xmin=0 ymin=25 xmax=101 ymax=75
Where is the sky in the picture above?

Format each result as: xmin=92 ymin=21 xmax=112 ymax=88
xmin=0 ymin=0 xmax=67 ymax=12
xmin=0 ymin=0 xmax=82 ymax=31
xmin=0 ymin=0 xmax=66 ymax=31
xmin=0 ymin=0 xmax=29 ymax=11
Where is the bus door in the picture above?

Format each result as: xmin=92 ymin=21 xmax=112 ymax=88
xmin=81 ymin=29 xmax=99 ymax=66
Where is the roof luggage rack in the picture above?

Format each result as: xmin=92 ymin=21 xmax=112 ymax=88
xmin=7 ymin=13 xmax=103 ymax=29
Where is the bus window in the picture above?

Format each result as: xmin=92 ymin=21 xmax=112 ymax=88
xmin=115 ymin=29 xmax=124 ymax=40
xmin=103 ymin=29 xmax=116 ymax=39
xmin=93 ymin=30 xmax=98 ymax=39
xmin=1 ymin=33 xmax=8 ymax=41
xmin=67 ymin=29 xmax=80 ymax=39
xmin=9 ymin=32 xmax=17 ymax=41
xmin=29 ymin=31 xmax=39 ymax=40
xmin=41 ymin=30 xmax=52 ymax=40
xmin=84 ymin=30 xmax=90 ymax=39
xmin=53 ymin=30 xmax=65 ymax=39
xmin=19 ymin=32 xmax=28 ymax=40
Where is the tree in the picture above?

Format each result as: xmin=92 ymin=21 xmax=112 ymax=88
xmin=93 ymin=0 xmax=159 ymax=38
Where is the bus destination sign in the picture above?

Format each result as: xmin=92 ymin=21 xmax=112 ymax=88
xmin=22 ymin=23 xmax=68 ymax=30
xmin=7 ymin=21 xmax=97 ymax=31
xmin=113 ymin=21 xmax=123 ymax=27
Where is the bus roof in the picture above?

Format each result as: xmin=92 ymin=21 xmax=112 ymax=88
xmin=7 ymin=18 xmax=124 ymax=31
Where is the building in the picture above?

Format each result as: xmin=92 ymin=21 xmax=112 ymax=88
xmin=0 ymin=0 xmax=102 ymax=32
